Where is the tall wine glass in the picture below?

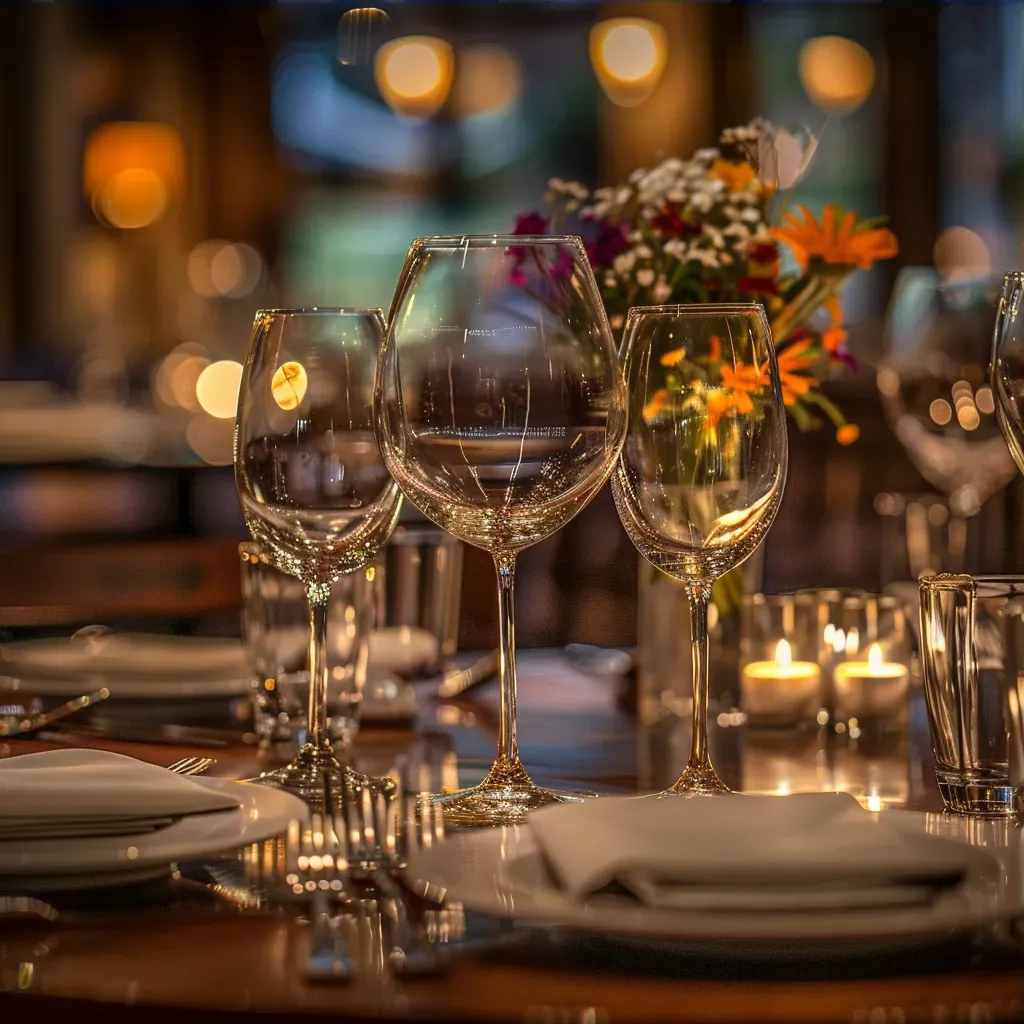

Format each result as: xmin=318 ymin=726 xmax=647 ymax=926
xmin=235 ymin=308 xmax=403 ymax=801
xmin=991 ymin=272 xmax=1024 ymax=477
xmin=374 ymin=235 xmax=626 ymax=827
xmin=612 ymin=304 xmax=788 ymax=795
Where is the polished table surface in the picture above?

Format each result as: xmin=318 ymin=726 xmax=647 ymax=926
xmin=0 ymin=651 xmax=1021 ymax=1023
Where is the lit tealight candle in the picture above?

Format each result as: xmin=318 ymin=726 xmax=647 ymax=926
xmin=741 ymin=639 xmax=821 ymax=727
xmin=833 ymin=643 xmax=909 ymax=721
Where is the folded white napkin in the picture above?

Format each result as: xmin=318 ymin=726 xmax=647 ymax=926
xmin=0 ymin=750 xmax=239 ymax=840
xmin=528 ymin=793 xmax=972 ymax=913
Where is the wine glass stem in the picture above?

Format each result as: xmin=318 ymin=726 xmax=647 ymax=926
xmin=306 ymin=581 xmax=332 ymax=753
xmin=686 ymin=582 xmax=712 ymax=772
xmin=494 ymin=553 xmax=520 ymax=771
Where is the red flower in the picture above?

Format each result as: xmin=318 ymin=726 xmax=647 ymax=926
xmin=652 ymin=204 xmax=700 ymax=239
xmin=586 ymin=221 xmax=629 ymax=267
xmin=738 ymin=276 xmax=780 ymax=295
xmin=513 ymin=211 xmax=550 ymax=236
xmin=747 ymin=241 xmax=779 ymax=262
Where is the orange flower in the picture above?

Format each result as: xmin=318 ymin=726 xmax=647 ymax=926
xmin=705 ymin=388 xmax=736 ymax=427
xmin=770 ymin=338 xmax=820 ymax=407
xmin=710 ymin=159 xmax=758 ymax=193
xmin=825 ymin=295 xmax=843 ymax=324
xmin=642 ymin=388 xmax=670 ymax=422
xmin=772 ymin=205 xmax=898 ymax=272
xmin=720 ymin=361 xmax=766 ymax=414
xmin=708 ymin=334 xmax=722 ymax=362
xmin=659 ymin=347 xmax=686 ymax=367
xmin=836 ymin=424 xmax=860 ymax=446
xmin=822 ymin=323 xmax=847 ymax=353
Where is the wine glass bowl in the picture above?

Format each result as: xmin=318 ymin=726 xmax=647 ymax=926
xmin=235 ymin=308 xmax=404 ymax=802
xmin=612 ymin=303 xmax=788 ymax=796
xmin=992 ymin=272 xmax=1024 ymax=479
xmin=375 ymin=235 xmax=626 ymax=826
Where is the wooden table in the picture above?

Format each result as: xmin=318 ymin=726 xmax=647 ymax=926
xmin=0 ymin=653 xmax=1021 ymax=1023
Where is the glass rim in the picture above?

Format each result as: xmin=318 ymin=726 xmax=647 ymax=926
xmin=409 ymin=233 xmax=585 ymax=249
xmin=254 ymin=307 xmax=385 ymax=318
xmin=920 ymin=572 xmax=1024 ymax=592
xmin=626 ymin=302 xmax=766 ymax=317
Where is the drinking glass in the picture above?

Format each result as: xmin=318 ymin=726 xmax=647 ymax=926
xmin=612 ymin=303 xmax=788 ymax=795
xmin=235 ymin=308 xmax=403 ymax=800
xmin=374 ymin=234 xmax=626 ymax=827
xmin=919 ymin=574 xmax=1024 ymax=816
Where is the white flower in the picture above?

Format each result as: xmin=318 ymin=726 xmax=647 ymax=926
xmin=719 ymin=253 xmax=734 ymax=265
xmin=722 ymin=222 xmax=751 ymax=240
xmin=628 ymin=229 xmax=644 ymax=243
xmin=732 ymin=190 xmax=760 ymax=206
xmin=689 ymin=249 xmax=720 ymax=269
xmin=722 ymin=205 xmax=741 ymax=220
xmin=690 ymin=192 xmax=714 ymax=213
xmin=702 ymin=225 xmax=725 ymax=248
xmin=613 ymin=252 xmax=636 ymax=275
xmin=614 ymin=185 xmax=632 ymax=205
xmin=663 ymin=238 xmax=687 ymax=260
xmin=592 ymin=201 xmax=611 ymax=219
xmin=629 ymin=168 xmax=646 ymax=184
xmin=603 ymin=275 xmax=616 ymax=288
xmin=748 ymin=224 xmax=774 ymax=244
xmin=568 ymin=182 xmax=589 ymax=200
xmin=548 ymin=176 xmax=566 ymax=191
xmin=739 ymin=207 xmax=761 ymax=223
xmin=694 ymin=147 xmax=720 ymax=162
xmin=652 ymin=277 xmax=672 ymax=303
xmin=705 ymin=178 xmax=727 ymax=195
xmin=667 ymin=187 xmax=687 ymax=204
xmin=634 ymin=244 xmax=653 ymax=259
xmin=636 ymin=268 xmax=655 ymax=287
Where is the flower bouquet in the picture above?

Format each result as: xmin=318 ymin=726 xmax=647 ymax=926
xmin=516 ymin=119 xmax=898 ymax=445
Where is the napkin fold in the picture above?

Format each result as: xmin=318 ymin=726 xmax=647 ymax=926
xmin=528 ymin=793 xmax=971 ymax=913
xmin=0 ymin=749 xmax=239 ymax=841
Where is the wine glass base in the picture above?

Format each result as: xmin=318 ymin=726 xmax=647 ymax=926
xmin=246 ymin=746 xmax=395 ymax=809
xmin=431 ymin=761 xmax=593 ymax=828
xmin=660 ymin=763 xmax=732 ymax=797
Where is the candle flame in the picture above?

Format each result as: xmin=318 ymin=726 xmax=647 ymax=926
xmin=868 ymin=643 xmax=883 ymax=674
xmin=775 ymin=638 xmax=792 ymax=667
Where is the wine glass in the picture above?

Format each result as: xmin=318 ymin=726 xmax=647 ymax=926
xmin=374 ymin=234 xmax=626 ymax=827
xmin=991 ymin=272 xmax=1024 ymax=477
xmin=235 ymin=308 xmax=403 ymax=801
xmin=611 ymin=303 xmax=788 ymax=795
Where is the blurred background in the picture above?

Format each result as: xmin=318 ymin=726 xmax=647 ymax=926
xmin=1 ymin=1 xmax=1022 ymax=649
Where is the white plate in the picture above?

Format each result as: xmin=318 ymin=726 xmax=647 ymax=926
xmin=407 ymin=810 xmax=1023 ymax=949
xmin=0 ymin=635 xmax=250 ymax=699
xmin=0 ymin=778 xmax=305 ymax=879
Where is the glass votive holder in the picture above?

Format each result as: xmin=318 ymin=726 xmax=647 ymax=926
xmin=739 ymin=593 xmax=822 ymax=729
xmin=811 ymin=590 xmax=911 ymax=735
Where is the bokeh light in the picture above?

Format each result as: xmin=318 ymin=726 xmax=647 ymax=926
xmin=451 ymin=46 xmax=523 ymax=119
xmin=95 ymin=167 xmax=168 ymax=229
xmin=929 ymin=398 xmax=953 ymax=426
xmin=933 ymin=226 xmax=990 ymax=283
xmin=798 ymin=36 xmax=875 ymax=115
xmin=186 ymin=415 xmax=234 ymax=465
xmin=195 ymin=360 xmax=243 ymax=419
xmin=153 ymin=343 xmax=209 ymax=411
xmin=375 ymin=35 xmax=454 ymax=119
xmin=83 ymin=122 xmax=183 ymax=229
xmin=590 ymin=18 xmax=667 ymax=108
xmin=271 ymin=361 xmax=308 ymax=411
xmin=188 ymin=240 xmax=263 ymax=298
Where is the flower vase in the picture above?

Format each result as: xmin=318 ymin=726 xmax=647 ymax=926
xmin=635 ymin=545 xmax=767 ymax=725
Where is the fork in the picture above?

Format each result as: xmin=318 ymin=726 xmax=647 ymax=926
xmin=166 ymin=756 xmax=217 ymax=776
xmin=343 ymin=786 xmax=447 ymax=978
xmin=301 ymin=807 xmax=361 ymax=983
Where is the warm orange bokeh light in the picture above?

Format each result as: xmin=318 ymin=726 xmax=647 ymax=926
xmin=590 ymin=18 xmax=667 ymax=108
xmin=83 ymin=122 xmax=184 ymax=229
xmin=798 ymin=36 xmax=875 ymax=115
xmin=375 ymin=35 xmax=454 ymax=118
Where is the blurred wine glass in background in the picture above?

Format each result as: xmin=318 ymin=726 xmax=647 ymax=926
xmin=876 ymin=268 xmax=1015 ymax=577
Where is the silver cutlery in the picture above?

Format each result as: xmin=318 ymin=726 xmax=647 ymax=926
xmin=436 ymin=649 xmax=499 ymax=699
xmin=166 ymin=756 xmax=217 ymax=776
xmin=0 ymin=688 xmax=110 ymax=738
